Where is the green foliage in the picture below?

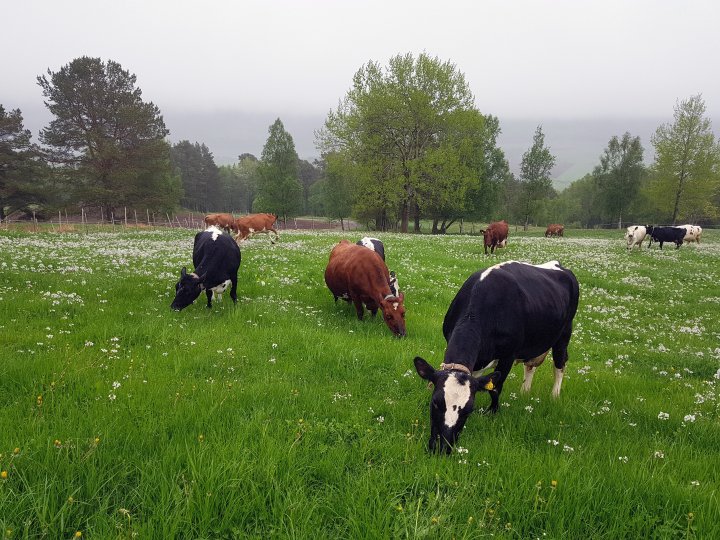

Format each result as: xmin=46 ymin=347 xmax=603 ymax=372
xmin=519 ymin=126 xmax=557 ymax=229
xmin=0 ymin=105 xmax=48 ymax=220
xmin=319 ymin=53 xmax=506 ymax=232
xmin=593 ymin=133 xmax=645 ymax=227
xmin=1 ymin=229 xmax=719 ymax=537
xmin=256 ymin=119 xmax=302 ymax=221
xmin=322 ymin=152 xmax=357 ymax=226
xmin=649 ymin=94 xmax=720 ymax=223
xmin=170 ymin=141 xmax=221 ymax=212
xmin=37 ymin=57 xmax=178 ymax=214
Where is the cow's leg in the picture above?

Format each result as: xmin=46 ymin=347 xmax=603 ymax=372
xmin=269 ymin=227 xmax=278 ymax=244
xmin=485 ymin=357 xmax=513 ymax=413
xmin=230 ymin=276 xmax=238 ymax=305
xmin=353 ymin=300 xmax=364 ymax=320
xmin=205 ymin=289 xmax=213 ymax=309
xmin=521 ymin=351 xmax=549 ymax=393
xmin=550 ymin=323 xmax=572 ymax=398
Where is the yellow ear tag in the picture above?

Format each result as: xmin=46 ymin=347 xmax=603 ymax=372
xmin=484 ymin=381 xmax=494 ymax=391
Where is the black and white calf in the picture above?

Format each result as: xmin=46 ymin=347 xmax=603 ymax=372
xmin=414 ymin=260 xmax=580 ymax=454
xmin=356 ymin=237 xmax=399 ymax=297
xmin=171 ymin=226 xmax=241 ymax=311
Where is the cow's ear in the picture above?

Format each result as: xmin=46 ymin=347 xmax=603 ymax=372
xmin=414 ymin=357 xmax=437 ymax=382
xmin=398 ymin=292 xmax=405 ymax=303
xmin=473 ymin=371 xmax=501 ymax=392
xmin=180 ymin=266 xmax=187 ymax=277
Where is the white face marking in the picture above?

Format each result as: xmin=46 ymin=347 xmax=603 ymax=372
xmin=442 ymin=375 xmax=471 ymax=428
xmin=392 ymin=302 xmax=398 ymax=310
xmin=552 ymin=367 xmax=564 ymax=398
xmin=360 ymin=237 xmax=378 ymax=251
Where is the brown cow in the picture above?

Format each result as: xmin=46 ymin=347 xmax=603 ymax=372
xmin=481 ymin=220 xmax=509 ymax=254
xmin=545 ymin=224 xmax=564 ymax=237
xmin=324 ymin=240 xmax=406 ymax=337
xmin=204 ymin=213 xmax=238 ymax=234
xmin=234 ymin=213 xmax=279 ymax=243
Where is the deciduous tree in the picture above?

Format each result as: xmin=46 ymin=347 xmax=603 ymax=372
xmin=649 ymin=95 xmax=720 ymax=223
xmin=519 ymin=126 xmax=556 ymax=230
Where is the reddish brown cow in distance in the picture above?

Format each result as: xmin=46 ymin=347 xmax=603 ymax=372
xmin=481 ymin=220 xmax=509 ymax=254
xmin=204 ymin=213 xmax=238 ymax=234
xmin=324 ymin=240 xmax=406 ymax=337
xmin=234 ymin=213 xmax=279 ymax=243
xmin=545 ymin=224 xmax=564 ymax=237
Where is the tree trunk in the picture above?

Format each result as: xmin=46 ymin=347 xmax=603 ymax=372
xmin=400 ymin=200 xmax=409 ymax=233
xmin=431 ymin=219 xmax=439 ymax=234
xmin=340 ymin=217 xmax=344 ymax=231
xmin=413 ymin=201 xmax=421 ymax=233
xmin=524 ymin=214 xmax=529 ymax=231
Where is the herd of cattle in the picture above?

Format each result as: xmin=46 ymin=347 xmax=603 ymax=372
xmin=626 ymin=224 xmax=703 ymax=249
xmin=169 ymin=215 xmax=703 ymax=454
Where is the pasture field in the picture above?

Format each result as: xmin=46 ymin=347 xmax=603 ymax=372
xmin=1 ymin=227 xmax=719 ymax=539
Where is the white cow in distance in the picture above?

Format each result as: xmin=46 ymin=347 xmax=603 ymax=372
xmin=626 ymin=225 xmax=652 ymax=250
xmin=679 ymin=224 xmax=702 ymax=244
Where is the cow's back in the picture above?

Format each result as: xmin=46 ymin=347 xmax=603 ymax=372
xmin=325 ymin=242 xmax=390 ymax=300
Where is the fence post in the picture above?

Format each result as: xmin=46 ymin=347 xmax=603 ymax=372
xmin=33 ymin=210 xmax=37 ymax=233
xmin=134 ymin=210 xmax=138 ymax=226
xmin=111 ymin=212 xmax=115 ymax=229
xmin=147 ymin=209 xmax=150 ymax=226
xmin=124 ymin=207 xmax=128 ymax=228
xmin=100 ymin=207 xmax=104 ymax=224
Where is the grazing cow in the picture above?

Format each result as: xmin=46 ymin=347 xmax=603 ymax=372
xmin=414 ymin=260 xmax=579 ymax=454
xmin=234 ymin=213 xmax=279 ymax=243
xmin=545 ymin=224 xmax=564 ymax=237
xmin=680 ymin=224 xmax=703 ymax=244
xmin=324 ymin=240 xmax=406 ymax=337
xmin=481 ymin=220 xmax=509 ymax=254
xmin=649 ymin=226 xmax=686 ymax=249
xmin=171 ymin=226 xmax=241 ymax=311
xmin=356 ymin=237 xmax=399 ymax=297
xmin=626 ymin=225 xmax=653 ymax=250
xmin=204 ymin=213 xmax=238 ymax=234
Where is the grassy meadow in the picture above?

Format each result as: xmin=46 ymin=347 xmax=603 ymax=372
xmin=1 ymin=227 xmax=719 ymax=539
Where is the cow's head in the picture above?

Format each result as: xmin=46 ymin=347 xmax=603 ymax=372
xmin=170 ymin=267 xmax=204 ymax=311
xmin=380 ymin=292 xmax=406 ymax=337
xmin=414 ymin=357 xmax=500 ymax=454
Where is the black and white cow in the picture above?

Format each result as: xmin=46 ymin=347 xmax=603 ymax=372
xmin=414 ymin=260 xmax=580 ymax=454
xmin=649 ymin=226 xmax=686 ymax=249
xmin=171 ymin=226 xmax=241 ymax=311
xmin=356 ymin=237 xmax=399 ymax=297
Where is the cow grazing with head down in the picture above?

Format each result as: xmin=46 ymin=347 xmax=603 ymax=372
xmin=649 ymin=226 xmax=686 ymax=249
xmin=545 ymin=224 xmax=564 ymax=237
xmin=356 ymin=237 xmax=399 ymax=297
xmin=171 ymin=226 xmax=241 ymax=311
xmin=234 ymin=213 xmax=279 ymax=243
xmin=626 ymin=225 xmax=653 ymax=250
xmin=680 ymin=224 xmax=702 ymax=244
xmin=325 ymin=240 xmax=406 ymax=337
xmin=204 ymin=213 xmax=238 ymax=234
xmin=414 ymin=260 xmax=579 ymax=454
xmin=481 ymin=220 xmax=509 ymax=254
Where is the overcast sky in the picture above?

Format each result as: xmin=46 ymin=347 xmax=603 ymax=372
xmin=4 ymin=0 xmax=719 ymax=184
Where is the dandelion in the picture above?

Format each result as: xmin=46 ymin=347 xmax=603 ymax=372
xmin=74 ymin=532 xmax=82 ymax=538
xmin=68 ymin=496 xmax=74 ymax=504
xmin=657 ymin=412 xmax=670 ymax=420
xmin=94 ymin=437 xmax=100 ymax=445
xmin=198 ymin=434 xmax=205 ymax=442
xmin=37 ymin=395 xmax=43 ymax=406
xmin=13 ymin=447 xmax=19 ymax=455
xmin=551 ymin=480 xmax=558 ymax=489
xmin=431 ymin=517 xmax=439 ymax=525
xmin=0 ymin=471 xmax=7 ymax=480
xmin=53 ymin=439 xmax=62 ymax=448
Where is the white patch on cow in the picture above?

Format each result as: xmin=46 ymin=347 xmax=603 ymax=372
xmin=210 ymin=279 xmax=231 ymax=300
xmin=205 ymin=225 xmax=223 ymax=241
xmin=359 ymin=237 xmax=378 ymax=251
xmin=521 ymin=364 xmax=536 ymax=393
xmin=443 ymin=375 xmax=471 ymax=428
xmin=471 ymin=359 xmax=498 ymax=378
xmin=552 ymin=367 xmax=564 ymax=398
xmin=481 ymin=260 xmax=562 ymax=281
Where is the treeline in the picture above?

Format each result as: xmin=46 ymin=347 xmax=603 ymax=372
xmin=2 ymin=55 xmax=719 ymax=229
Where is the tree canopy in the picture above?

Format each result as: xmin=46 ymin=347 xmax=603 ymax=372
xmin=256 ymin=119 xmax=302 ymax=221
xmin=37 ymin=57 xmax=180 ymax=213
xmin=519 ymin=125 xmax=556 ymax=229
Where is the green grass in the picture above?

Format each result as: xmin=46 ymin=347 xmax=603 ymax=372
xmin=1 ymin=228 xmax=718 ymax=539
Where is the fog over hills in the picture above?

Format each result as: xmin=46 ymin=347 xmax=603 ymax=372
xmin=16 ymin=101 xmax=716 ymax=191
